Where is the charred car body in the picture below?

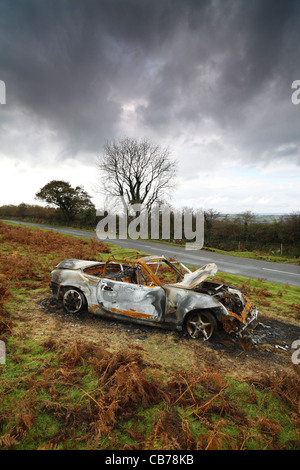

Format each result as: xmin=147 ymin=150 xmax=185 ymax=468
xmin=50 ymin=255 xmax=259 ymax=341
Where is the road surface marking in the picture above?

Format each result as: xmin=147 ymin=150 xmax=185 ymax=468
xmin=262 ymin=267 xmax=300 ymax=276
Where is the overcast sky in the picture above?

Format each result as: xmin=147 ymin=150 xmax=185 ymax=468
xmin=0 ymin=0 xmax=299 ymax=214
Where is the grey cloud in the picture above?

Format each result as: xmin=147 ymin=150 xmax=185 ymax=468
xmin=140 ymin=1 xmax=300 ymax=126
xmin=0 ymin=0 xmax=299 ymax=165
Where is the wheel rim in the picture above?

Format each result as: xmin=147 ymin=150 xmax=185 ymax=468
xmin=186 ymin=312 xmax=214 ymax=341
xmin=63 ymin=289 xmax=83 ymax=314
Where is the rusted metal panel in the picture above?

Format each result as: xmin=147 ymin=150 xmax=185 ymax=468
xmin=56 ymin=259 xmax=104 ymax=270
xmin=96 ymin=279 xmax=166 ymax=320
xmin=170 ymin=263 xmax=218 ymax=289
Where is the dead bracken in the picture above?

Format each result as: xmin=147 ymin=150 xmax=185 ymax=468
xmin=1 ymin=221 xmax=299 ymax=450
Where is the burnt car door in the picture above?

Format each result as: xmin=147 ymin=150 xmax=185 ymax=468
xmin=96 ymin=278 xmax=166 ymax=322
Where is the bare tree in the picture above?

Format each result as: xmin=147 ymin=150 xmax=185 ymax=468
xmin=97 ymin=137 xmax=177 ymax=213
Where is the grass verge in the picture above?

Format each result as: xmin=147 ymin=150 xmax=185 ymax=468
xmin=0 ymin=221 xmax=299 ymax=450
xmin=2 ymin=218 xmax=298 ymax=264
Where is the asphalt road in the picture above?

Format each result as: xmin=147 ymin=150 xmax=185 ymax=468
xmin=2 ymin=219 xmax=300 ymax=287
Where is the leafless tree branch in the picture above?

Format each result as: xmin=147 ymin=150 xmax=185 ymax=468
xmin=96 ymin=137 xmax=177 ymax=212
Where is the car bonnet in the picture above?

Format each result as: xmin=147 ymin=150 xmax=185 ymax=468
xmin=170 ymin=263 xmax=218 ymax=289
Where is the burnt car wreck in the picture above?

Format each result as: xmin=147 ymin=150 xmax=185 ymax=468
xmin=50 ymin=255 xmax=259 ymax=341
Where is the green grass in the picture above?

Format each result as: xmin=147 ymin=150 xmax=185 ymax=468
xmin=3 ymin=218 xmax=299 ymax=264
xmin=204 ymin=246 xmax=298 ymax=264
xmin=140 ymin=237 xmax=299 ymax=264
xmin=0 ymin=221 xmax=299 ymax=450
xmin=212 ymin=272 xmax=300 ymax=320
xmin=1 ymin=303 xmax=299 ymax=450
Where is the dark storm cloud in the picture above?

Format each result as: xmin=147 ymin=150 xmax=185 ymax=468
xmin=0 ymin=0 xmax=299 ymax=163
xmin=139 ymin=1 xmax=300 ymax=131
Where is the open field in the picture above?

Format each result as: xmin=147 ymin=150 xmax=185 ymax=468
xmin=3 ymin=219 xmax=300 ymax=287
xmin=2 ymin=217 xmax=299 ymax=265
xmin=0 ymin=221 xmax=299 ymax=450
xmin=142 ymin=238 xmax=299 ymax=265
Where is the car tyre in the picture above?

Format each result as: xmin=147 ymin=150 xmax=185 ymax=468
xmin=62 ymin=288 xmax=86 ymax=314
xmin=185 ymin=310 xmax=217 ymax=341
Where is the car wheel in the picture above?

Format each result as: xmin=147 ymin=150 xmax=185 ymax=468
xmin=62 ymin=288 xmax=86 ymax=314
xmin=185 ymin=310 xmax=217 ymax=341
